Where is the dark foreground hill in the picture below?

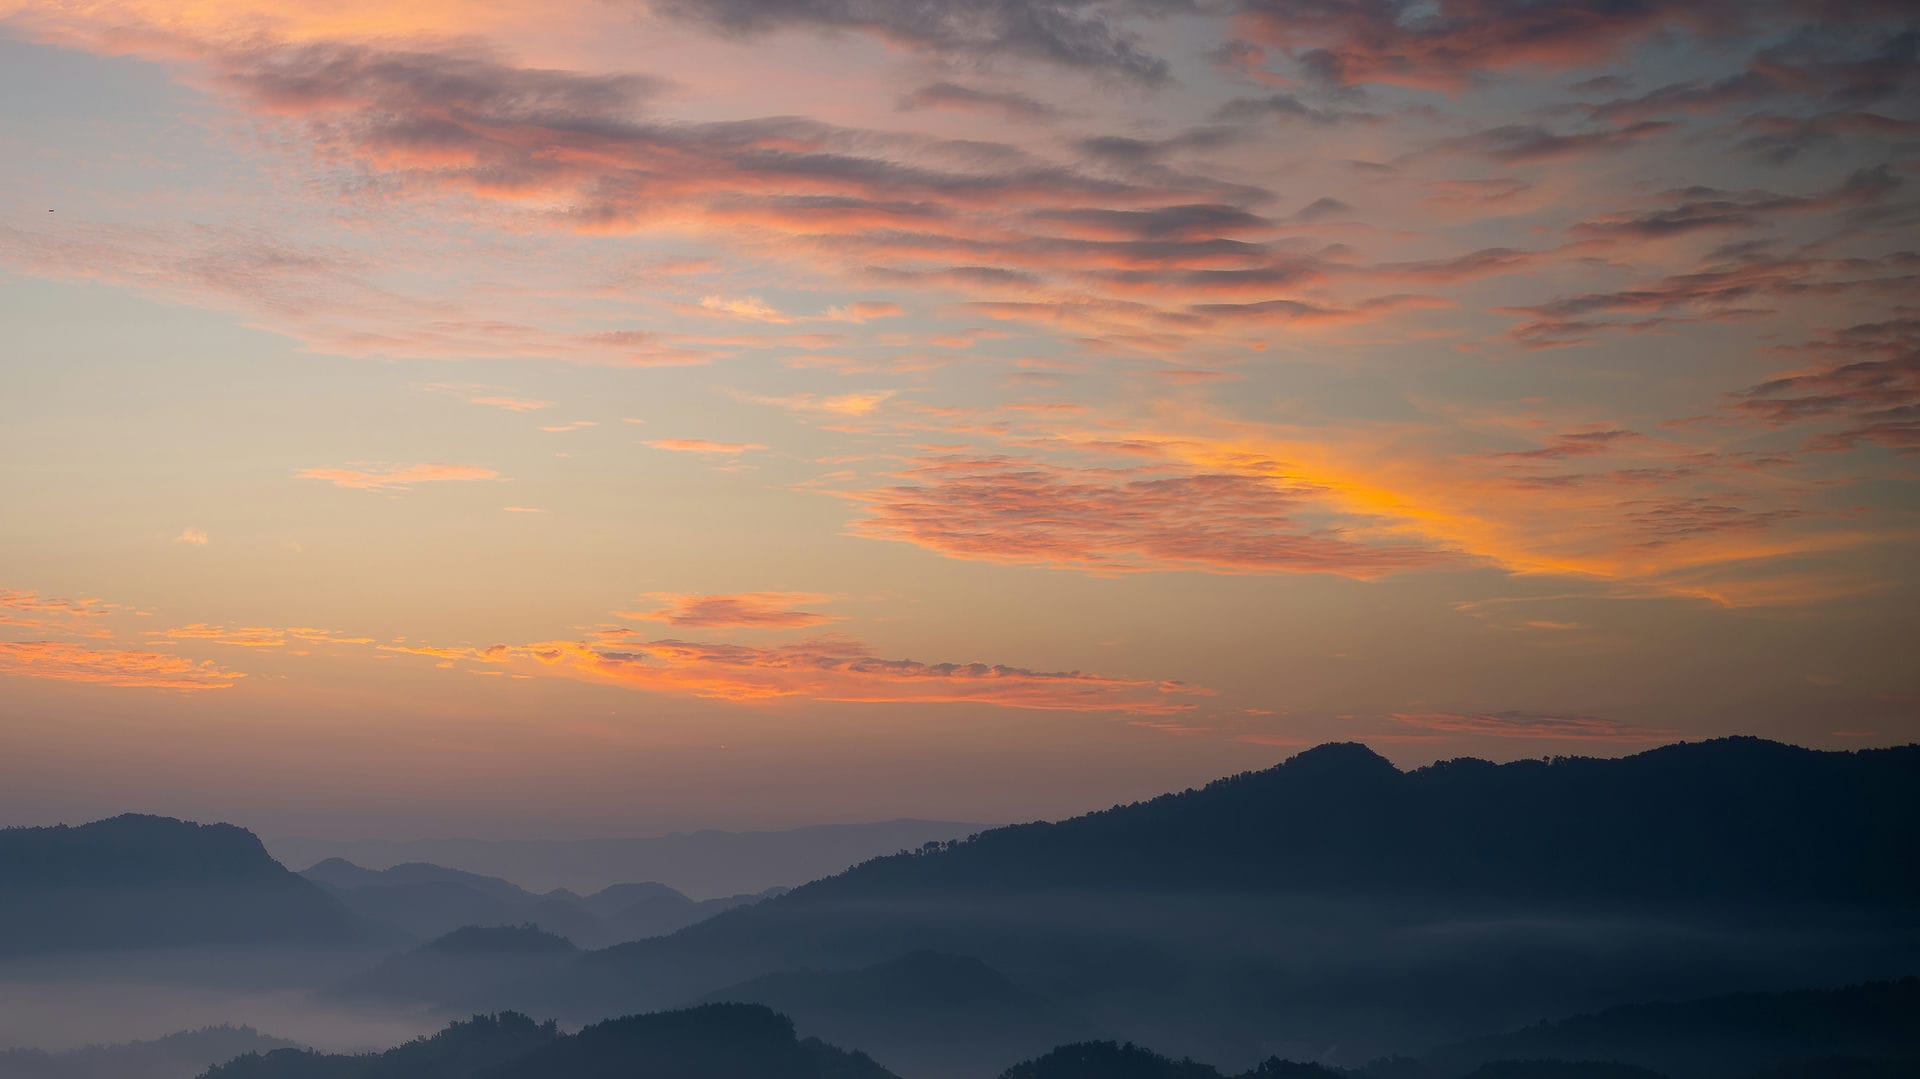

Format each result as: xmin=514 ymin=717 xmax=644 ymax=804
xmin=483 ymin=739 xmax=1919 ymax=1069
xmin=1398 ymin=977 xmax=1920 ymax=1079
xmin=997 ymin=976 xmax=1920 ymax=1079
xmin=0 ymin=815 xmax=364 ymax=955
xmin=197 ymin=1004 xmax=899 ymax=1079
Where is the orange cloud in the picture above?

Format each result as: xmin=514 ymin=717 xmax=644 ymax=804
xmin=0 ymin=640 xmax=243 ymax=691
xmin=295 ymin=462 xmax=500 ymax=491
xmin=468 ymin=395 xmax=555 ymax=412
xmin=148 ymin=623 xmax=375 ymax=648
xmin=844 ymin=456 xmax=1452 ymax=578
xmin=617 ymin=592 xmax=838 ymax=629
xmin=397 ymin=635 xmax=1205 ymax=714
xmin=645 ymin=439 xmax=767 ymax=454
xmin=174 ymin=527 xmax=210 ymax=546
xmin=539 ymin=420 xmax=598 ymax=433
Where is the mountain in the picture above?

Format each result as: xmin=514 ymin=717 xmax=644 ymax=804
xmin=197 ymin=1005 xmax=900 ymax=1079
xmin=0 ymin=815 xmax=365 ymax=955
xmin=700 ymin=950 xmax=1102 ymax=1079
xmin=304 ymin=858 xmax=783 ymax=948
xmin=480 ymin=739 xmax=1919 ymax=1068
xmin=995 ymin=1043 xmax=1348 ymax=1079
xmin=266 ymin=819 xmax=985 ymax=897
xmin=1403 ymin=977 xmax=1920 ymax=1079
xmin=790 ymin=738 xmax=1918 ymax=909
xmin=0 ymin=1026 xmax=300 ymax=1079
xmin=330 ymin=925 xmax=581 ymax=1006
xmin=999 ymin=1042 xmax=1225 ymax=1079
xmin=992 ymin=979 xmax=1920 ymax=1079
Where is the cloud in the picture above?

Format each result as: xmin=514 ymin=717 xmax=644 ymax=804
xmin=394 ymin=633 xmax=1205 ymax=713
xmin=148 ymin=623 xmax=374 ymax=648
xmin=700 ymin=295 xmax=793 ymax=322
xmin=645 ymin=438 xmax=768 ymax=454
xmin=0 ymin=640 xmax=244 ymax=691
xmin=467 ymin=395 xmax=556 ymax=412
xmin=0 ymin=588 xmax=129 ymax=631
xmin=172 ymin=528 xmax=210 ymax=546
xmin=844 ymin=455 xmax=1453 ymax=577
xmin=617 ymin=592 xmax=839 ymax=628
xmin=650 ymin=0 xmax=1176 ymax=83
xmin=539 ymin=420 xmax=599 ymax=433
xmin=295 ymin=463 xmax=502 ymax=491
xmin=1492 ymin=428 xmax=1642 ymax=460
xmin=1234 ymin=0 xmax=1753 ymax=89
xmin=503 ymin=505 xmax=548 ymax=513
xmin=1730 ymin=318 xmax=1920 ymax=454
xmin=1434 ymin=120 xmax=1675 ymax=163
xmin=1388 ymin=709 xmax=1676 ymax=742
xmin=743 ymin=391 xmax=895 ymax=416
xmin=1212 ymin=92 xmax=1378 ymax=125
xmin=897 ymin=82 xmax=1061 ymax=122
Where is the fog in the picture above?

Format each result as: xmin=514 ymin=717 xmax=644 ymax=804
xmin=0 ymin=949 xmax=441 ymax=1054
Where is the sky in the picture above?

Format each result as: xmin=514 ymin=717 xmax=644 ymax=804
xmin=1 ymin=0 xmax=1916 ymax=839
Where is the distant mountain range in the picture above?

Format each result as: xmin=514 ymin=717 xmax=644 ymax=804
xmin=302 ymin=858 xmax=783 ymax=949
xmin=0 ymin=1026 xmax=299 ymax=1079
xmin=197 ymin=1004 xmax=899 ymax=1079
xmin=266 ymin=820 xmax=986 ymax=897
xmin=0 ymin=815 xmax=364 ymax=955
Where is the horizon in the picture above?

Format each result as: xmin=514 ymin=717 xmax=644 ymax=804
xmin=8 ymin=733 xmax=1906 ymax=843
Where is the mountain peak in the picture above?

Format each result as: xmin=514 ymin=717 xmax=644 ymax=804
xmin=1277 ymin=741 xmax=1399 ymax=780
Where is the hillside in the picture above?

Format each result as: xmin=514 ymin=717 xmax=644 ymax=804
xmin=0 ymin=815 xmax=364 ymax=955
xmin=197 ymin=1005 xmax=899 ymax=1079
xmin=493 ymin=739 xmax=1920 ymax=1068
xmin=700 ymin=950 xmax=1102 ymax=1079
xmin=1406 ymin=977 xmax=1920 ymax=1079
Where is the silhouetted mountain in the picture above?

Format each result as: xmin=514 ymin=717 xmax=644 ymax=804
xmin=1453 ymin=1065 xmax=1670 ymax=1079
xmin=0 ymin=1025 xmax=299 ymax=1079
xmin=266 ymin=820 xmax=985 ymax=897
xmin=998 ymin=1042 xmax=1357 ymax=1079
xmin=201 ymin=1012 xmax=560 ymax=1079
xmin=999 ymin=1041 xmax=1224 ymax=1079
xmin=331 ymin=925 xmax=580 ymax=1006
xmin=798 ymin=739 xmax=1918 ymax=909
xmin=701 ymin=950 xmax=1102 ymax=1079
xmin=493 ymin=739 xmax=1918 ymax=1068
xmin=1410 ymin=977 xmax=1920 ymax=1079
xmin=304 ymin=858 xmax=776 ymax=947
xmin=0 ymin=815 xmax=364 ymax=955
xmin=197 ymin=1005 xmax=899 ymax=1079
xmin=490 ymin=1003 xmax=899 ymax=1079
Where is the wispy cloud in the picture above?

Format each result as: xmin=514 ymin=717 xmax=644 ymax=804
xmin=392 ymin=633 xmax=1206 ymax=713
xmin=616 ymin=592 xmax=839 ymax=629
xmin=295 ymin=463 xmax=501 ymax=491
xmin=0 ymin=640 xmax=244 ymax=691
xmin=644 ymin=439 xmax=767 ymax=454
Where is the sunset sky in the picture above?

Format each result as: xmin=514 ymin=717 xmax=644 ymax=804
xmin=2 ymin=0 xmax=1915 ymax=838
